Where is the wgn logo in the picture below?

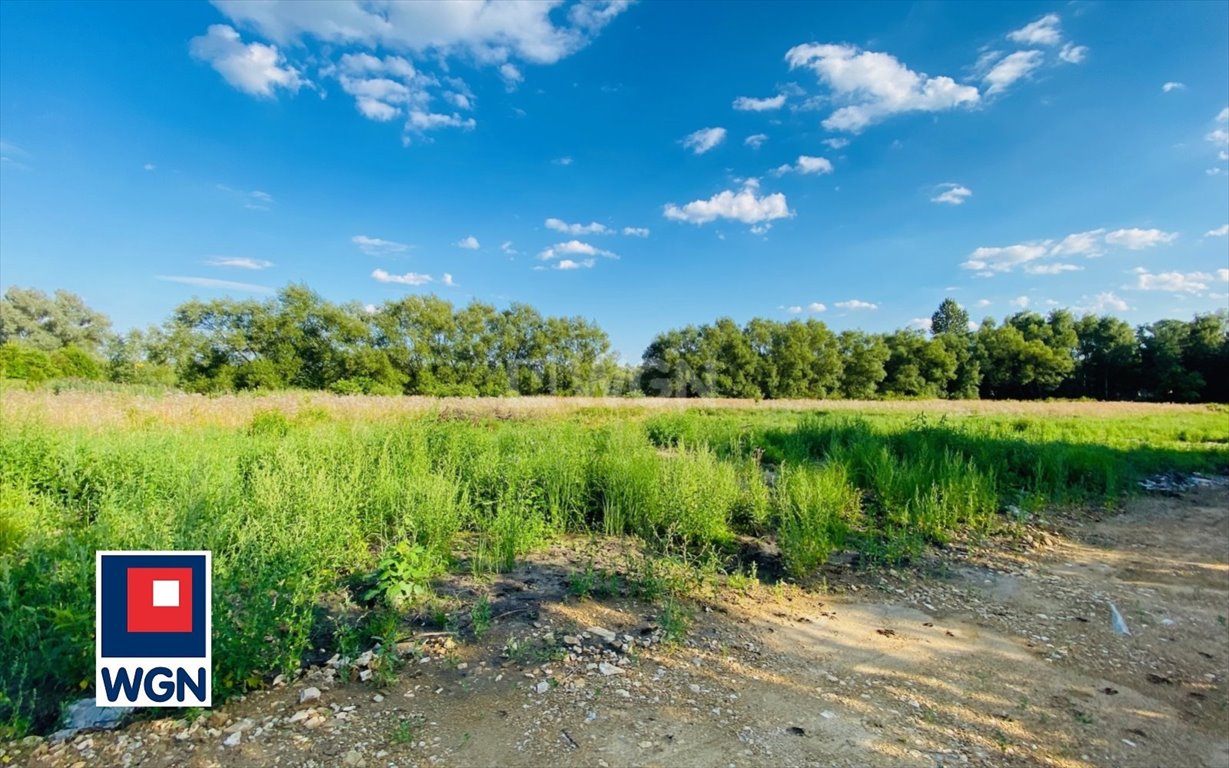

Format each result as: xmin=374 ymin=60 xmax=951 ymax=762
xmin=96 ymin=551 xmax=212 ymax=707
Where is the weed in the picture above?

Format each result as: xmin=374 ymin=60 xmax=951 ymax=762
xmin=470 ymin=596 xmax=492 ymax=640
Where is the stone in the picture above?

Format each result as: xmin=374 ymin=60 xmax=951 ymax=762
xmin=299 ymin=687 xmax=322 ymax=704
xmin=342 ymin=749 xmax=364 ymax=766
xmin=222 ymin=732 xmax=241 ymax=748
xmin=598 ymin=662 xmax=624 ymax=677
xmin=535 ymin=681 xmax=551 ymax=694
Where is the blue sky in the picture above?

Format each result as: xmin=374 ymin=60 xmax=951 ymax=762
xmin=1 ymin=1 xmax=1227 ymax=360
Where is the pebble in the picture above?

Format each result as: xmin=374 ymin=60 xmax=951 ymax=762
xmin=299 ymin=687 xmax=321 ymax=704
xmin=598 ymin=662 xmax=624 ymax=676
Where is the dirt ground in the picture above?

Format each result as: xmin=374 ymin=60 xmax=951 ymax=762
xmin=7 ymin=486 xmax=1228 ymax=768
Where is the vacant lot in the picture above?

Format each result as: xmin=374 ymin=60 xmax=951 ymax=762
xmin=1 ymin=392 xmax=1226 ymax=765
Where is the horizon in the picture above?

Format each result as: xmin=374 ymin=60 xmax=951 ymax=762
xmin=2 ymin=1 xmax=1228 ymax=362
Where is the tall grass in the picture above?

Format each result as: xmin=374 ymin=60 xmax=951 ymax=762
xmin=1 ymin=401 xmax=1226 ymax=737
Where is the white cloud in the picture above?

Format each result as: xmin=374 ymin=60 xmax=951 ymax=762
xmin=499 ymin=62 xmax=523 ymax=90
xmin=822 ymin=137 xmax=850 ymax=150
xmin=372 ymin=268 xmax=432 ymax=285
xmin=1104 ymin=227 xmax=1177 ymax=250
xmin=733 ymin=94 xmax=786 ymax=111
xmin=217 ymin=184 xmax=275 ymax=210
xmin=1206 ymin=224 xmax=1229 ymax=237
xmin=1074 ymin=292 xmax=1130 ymax=313
xmin=190 ymin=25 xmax=304 ymax=98
xmin=405 ymin=109 xmax=476 ymax=138
xmin=773 ymin=155 xmax=834 ymax=176
xmin=455 ymin=235 xmax=480 ymax=249
xmin=786 ymin=302 xmax=826 ymax=314
xmin=1050 ymin=228 xmax=1106 ymax=257
xmin=622 ymin=226 xmax=650 ymax=237
xmin=157 ymin=275 xmax=274 ymax=294
xmin=212 ymin=0 xmax=629 ymax=65
xmin=976 ymin=299 xmax=991 ymax=308
xmin=744 ymin=133 xmax=768 ymax=149
xmin=983 ymin=50 xmax=1044 ymax=95
xmin=962 ymin=243 xmax=1050 ymax=273
xmin=835 ymin=299 xmax=878 ymax=310
xmin=1218 ymin=107 xmax=1229 ymax=122
xmin=1007 ymin=14 xmax=1062 ymax=46
xmin=206 ymin=257 xmax=273 ymax=270
xmin=1058 ymin=43 xmax=1088 ymax=64
xmin=1024 ymin=262 xmax=1082 ymax=275
xmin=1134 ymin=268 xmax=1227 ymax=294
xmin=553 ymin=156 xmax=574 ymax=166
xmin=931 ymin=183 xmax=972 ymax=205
xmin=1009 ymin=295 xmax=1031 ymax=308
xmin=500 ymin=241 xmax=519 ymax=255
xmin=1209 ymin=168 xmax=1223 ymax=176
xmin=554 ymin=258 xmax=596 ymax=270
xmin=909 ymin=317 xmax=933 ymax=330
xmin=1161 ymin=81 xmax=1186 ymax=93
xmin=538 ymin=240 xmax=617 ymax=260
xmin=663 ymin=179 xmax=792 ymax=226
xmin=441 ymin=273 xmax=456 ymax=287
xmin=332 ymin=53 xmax=438 ymax=124
xmin=352 ymin=234 xmax=409 ymax=255
xmin=786 ymin=43 xmax=979 ymax=133
xmin=143 ymin=163 xmax=156 ymax=171
xmin=682 ymin=127 xmax=727 ymax=154
xmin=545 ymin=218 xmax=610 ymax=235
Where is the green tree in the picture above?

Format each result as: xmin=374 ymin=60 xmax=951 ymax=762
xmin=0 ymin=287 xmax=113 ymax=352
xmin=837 ymin=330 xmax=889 ymax=399
xmin=930 ymin=298 xmax=970 ymax=336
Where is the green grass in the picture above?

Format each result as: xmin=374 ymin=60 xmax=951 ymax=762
xmin=1 ymin=400 xmax=1226 ymax=737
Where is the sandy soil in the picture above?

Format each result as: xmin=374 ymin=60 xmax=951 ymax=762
xmin=7 ymin=486 xmax=1228 ymax=768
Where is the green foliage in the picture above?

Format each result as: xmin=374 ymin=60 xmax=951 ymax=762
xmin=366 ymin=542 xmax=446 ymax=609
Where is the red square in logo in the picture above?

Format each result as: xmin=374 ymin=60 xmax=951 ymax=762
xmin=126 ymin=567 xmax=193 ymax=633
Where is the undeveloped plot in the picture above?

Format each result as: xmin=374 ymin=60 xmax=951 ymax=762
xmin=11 ymin=486 xmax=1227 ymax=768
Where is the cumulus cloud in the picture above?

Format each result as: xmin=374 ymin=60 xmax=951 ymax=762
xmin=835 ymin=299 xmax=878 ymax=310
xmin=733 ymin=94 xmax=786 ymax=111
xmin=1007 ymin=14 xmax=1062 ymax=46
xmin=206 ymin=257 xmax=273 ymax=270
xmin=372 ymin=268 xmax=432 ymax=285
xmin=441 ymin=273 xmax=456 ymax=287
xmin=455 ymin=235 xmax=480 ymax=249
xmin=976 ymin=299 xmax=991 ymax=308
xmin=1009 ymin=296 xmax=1031 ymax=308
xmin=744 ymin=133 xmax=768 ymax=149
xmin=663 ymin=179 xmax=792 ymax=227
xmin=822 ymin=137 xmax=850 ymax=150
xmin=212 ymin=0 xmax=630 ymax=65
xmin=1058 ymin=43 xmax=1088 ymax=64
xmin=1206 ymin=224 xmax=1229 ymax=237
xmin=1218 ymin=107 xmax=1229 ymax=122
xmin=909 ymin=317 xmax=933 ymax=330
xmin=353 ymin=234 xmax=409 ymax=255
xmin=1073 ymin=292 xmax=1130 ymax=313
xmin=682 ymin=126 xmax=727 ymax=154
xmin=773 ymin=155 xmax=834 ymax=176
xmin=554 ymin=258 xmax=596 ymax=270
xmin=785 ymin=302 xmax=826 ymax=314
xmin=1133 ymin=268 xmax=1228 ymax=294
xmin=1162 ymin=81 xmax=1186 ymax=93
xmin=198 ymin=2 xmax=628 ymax=142
xmin=1024 ymin=262 xmax=1082 ymax=275
xmin=622 ymin=226 xmax=650 ymax=237
xmin=962 ymin=243 xmax=1050 ymax=273
xmin=1104 ymin=228 xmax=1177 ymax=250
xmin=157 ymin=275 xmax=274 ymax=294
xmin=966 ymin=226 xmax=1177 ymax=274
xmin=190 ymin=25 xmax=305 ymax=98
xmin=538 ymin=240 xmax=617 ymax=260
xmin=931 ymin=183 xmax=972 ymax=205
xmin=545 ymin=218 xmax=610 ymax=235
xmin=785 ymin=43 xmax=979 ymax=133
xmin=983 ymin=50 xmax=1044 ymax=95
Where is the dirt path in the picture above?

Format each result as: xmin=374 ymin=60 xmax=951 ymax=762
xmin=9 ymin=487 xmax=1228 ymax=768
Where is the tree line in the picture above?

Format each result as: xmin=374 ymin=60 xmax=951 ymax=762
xmin=1 ymin=288 xmax=1225 ymax=402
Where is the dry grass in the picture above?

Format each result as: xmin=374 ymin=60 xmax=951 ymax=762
xmin=0 ymin=389 xmax=1217 ymax=429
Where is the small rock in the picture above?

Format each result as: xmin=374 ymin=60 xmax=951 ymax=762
xmin=299 ymin=687 xmax=322 ymax=704
xmin=563 ymin=635 xmax=582 ymax=647
xmin=598 ymin=662 xmax=625 ymax=676
xmin=535 ymin=681 xmax=551 ymax=694
xmin=354 ymin=651 xmax=374 ymax=668
xmin=342 ymin=749 xmax=364 ymax=766
xmin=222 ymin=732 xmax=241 ymax=748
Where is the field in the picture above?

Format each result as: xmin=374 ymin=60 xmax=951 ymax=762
xmin=1 ymin=391 xmax=1227 ymax=761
